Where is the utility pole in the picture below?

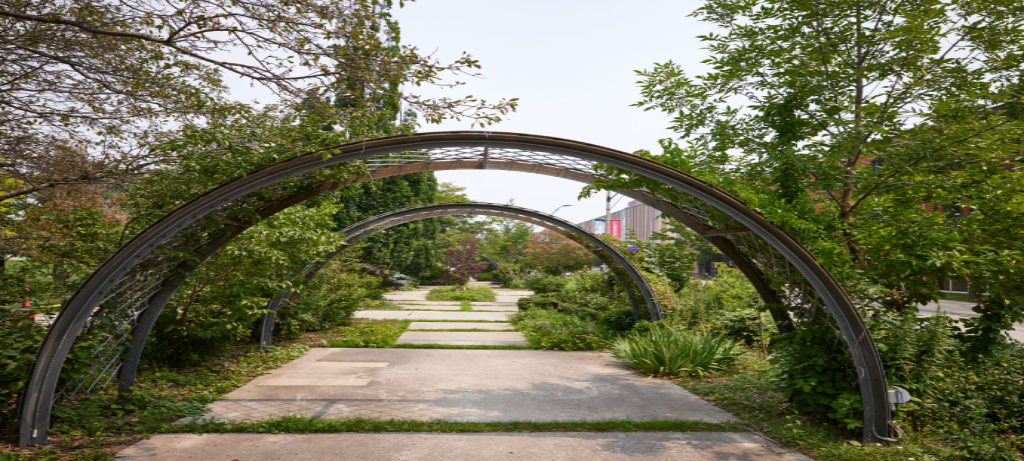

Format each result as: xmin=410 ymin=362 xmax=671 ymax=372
xmin=605 ymin=191 xmax=612 ymax=234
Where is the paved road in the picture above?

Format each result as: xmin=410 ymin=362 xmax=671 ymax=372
xmin=918 ymin=299 xmax=1024 ymax=342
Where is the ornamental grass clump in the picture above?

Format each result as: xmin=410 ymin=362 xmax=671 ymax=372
xmin=610 ymin=329 xmax=745 ymax=376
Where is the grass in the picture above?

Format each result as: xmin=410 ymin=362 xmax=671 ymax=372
xmin=164 ymin=416 xmax=739 ymax=434
xmin=320 ymin=319 xmax=410 ymax=348
xmin=460 ymin=300 xmax=472 ymax=311
xmin=2 ymin=342 xmax=315 ymax=460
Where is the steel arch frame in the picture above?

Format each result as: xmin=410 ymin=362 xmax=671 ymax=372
xmin=477 ymin=254 xmax=500 ymax=270
xmin=255 ymin=202 xmax=662 ymax=347
xmin=19 ymin=131 xmax=891 ymax=445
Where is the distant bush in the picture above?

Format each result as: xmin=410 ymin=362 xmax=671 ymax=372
xmin=601 ymin=307 xmax=638 ymax=332
xmin=510 ymin=309 xmax=613 ymax=351
xmin=610 ymin=329 xmax=744 ymax=376
xmin=517 ymin=294 xmax=562 ymax=311
xmin=502 ymin=278 xmax=527 ymax=289
xmin=524 ymin=276 xmax=569 ymax=294
xmin=426 ymin=285 xmax=496 ymax=302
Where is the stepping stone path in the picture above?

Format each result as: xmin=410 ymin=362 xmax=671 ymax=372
xmin=362 ymin=282 xmax=531 ymax=346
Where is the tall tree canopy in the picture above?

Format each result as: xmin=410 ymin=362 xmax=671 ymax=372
xmin=597 ymin=0 xmax=1024 ymax=307
xmin=0 ymin=0 xmax=516 ymax=201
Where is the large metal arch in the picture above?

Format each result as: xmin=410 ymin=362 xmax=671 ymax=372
xmin=19 ymin=131 xmax=891 ymax=445
xmin=255 ymin=202 xmax=661 ymax=347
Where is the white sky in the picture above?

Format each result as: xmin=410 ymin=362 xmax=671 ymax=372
xmin=395 ymin=0 xmax=714 ymax=224
xmin=228 ymin=0 xmax=715 ymax=225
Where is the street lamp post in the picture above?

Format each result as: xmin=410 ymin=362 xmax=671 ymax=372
xmin=551 ymin=204 xmax=572 ymax=216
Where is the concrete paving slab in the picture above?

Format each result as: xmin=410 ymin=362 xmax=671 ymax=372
xmin=193 ymin=348 xmax=736 ymax=424
xmin=117 ymin=432 xmax=810 ymax=461
xmin=356 ymin=311 xmax=512 ymax=321
xmin=395 ymin=331 xmax=529 ymax=346
xmin=495 ymin=296 xmax=527 ymax=302
xmin=386 ymin=300 xmax=482 ymax=306
xmin=472 ymin=305 xmax=518 ymax=312
xmin=398 ymin=305 xmax=464 ymax=311
xmin=407 ymin=322 xmax=515 ymax=330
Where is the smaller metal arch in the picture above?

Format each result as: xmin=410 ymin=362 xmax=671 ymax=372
xmin=477 ymin=254 xmax=500 ymax=270
xmin=256 ymin=203 xmax=662 ymax=347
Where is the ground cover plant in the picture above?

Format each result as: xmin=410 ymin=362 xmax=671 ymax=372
xmin=321 ymin=319 xmax=410 ymax=348
xmin=426 ymin=285 xmax=496 ymax=302
xmin=673 ymin=354 xmax=1024 ymax=460
xmin=0 ymin=341 xmax=312 ymax=460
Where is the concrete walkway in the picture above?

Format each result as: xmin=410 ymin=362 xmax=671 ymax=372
xmin=120 ymin=284 xmax=802 ymax=460
xmin=117 ymin=432 xmax=811 ymax=460
xmin=188 ymin=348 xmax=735 ymax=423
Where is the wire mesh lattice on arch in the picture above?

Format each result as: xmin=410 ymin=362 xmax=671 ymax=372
xmin=56 ymin=143 xmax=846 ymax=402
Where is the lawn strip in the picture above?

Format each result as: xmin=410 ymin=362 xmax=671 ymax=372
xmin=460 ymin=300 xmax=472 ymax=311
xmin=163 ymin=416 xmax=739 ymax=434
xmin=389 ymin=344 xmax=532 ymax=350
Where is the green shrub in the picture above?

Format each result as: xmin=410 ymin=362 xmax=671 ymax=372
xmin=1 ymin=306 xmax=46 ymax=435
xmin=510 ymin=309 xmax=614 ymax=351
xmin=517 ymin=294 xmax=562 ymax=311
xmin=277 ymin=262 xmax=382 ymax=337
xmin=524 ymin=276 xmax=569 ymax=294
xmin=601 ymin=307 xmax=638 ymax=332
xmin=610 ymin=328 xmax=745 ymax=376
xmin=502 ymin=278 xmax=527 ymax=289
xmin=426 ymin=285 xmax=496 ymax=302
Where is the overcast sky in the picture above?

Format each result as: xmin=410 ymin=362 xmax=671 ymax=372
xmin=228 ymin=0 xmax=716 ymax=224
xmin=393 ymin=0 xmax=716 ymax=224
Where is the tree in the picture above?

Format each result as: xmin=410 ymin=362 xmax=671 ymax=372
xmin=441 ymin=236 xmax=490 ymax=287
xmin=603 ymin=0 xmax=1024 ymax=308
xmin=653 ymin=220 xmax=725 ymax=277
xmin=331 ymin=173 xmax=442 ymax=281
xmin=523 ymin=229 xmax=594 ymax=275
xmin=0 ymin=0 xmax=517 ymax=201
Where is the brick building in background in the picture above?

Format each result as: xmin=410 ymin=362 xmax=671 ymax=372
xmin=577 ymin=200 xmax=670 ymax=242
xmin=577 ymin=200 xmax=729 ymax=276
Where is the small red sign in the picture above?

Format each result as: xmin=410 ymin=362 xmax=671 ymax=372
xmin=610 ymin=219 xmax=622 ymax=239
